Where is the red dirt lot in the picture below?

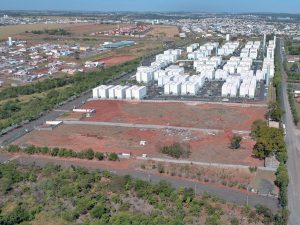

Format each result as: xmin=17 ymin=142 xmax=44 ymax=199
xmin=97 ymin=55 xmax=136 ymax=67
xmin=14 ymin=124 xmax=263 ymax=166
xmin=81 ymin=100 xmax=267 ymax=131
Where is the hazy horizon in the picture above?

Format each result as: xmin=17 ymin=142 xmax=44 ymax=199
xmin=2 ymin=0 xmax=300 ymax=14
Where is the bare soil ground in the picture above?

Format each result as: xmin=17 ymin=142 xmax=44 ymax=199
xmin=148 ymin=25 xmax=179 ymax=38
xmin=95 ymin=55 xmax=136 ymax=67
xmin=82 ymin=100 xmax=267 ymax=131
xmin=65 ymin=23 xmax=128 ymax=35
xmin=14 ymin=124 xmax=263 ymax=166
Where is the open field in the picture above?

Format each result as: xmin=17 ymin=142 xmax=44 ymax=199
xmin=14 ymin=124 xmax=263 ymax=166
xmin=0 ymin=23 xmax=73 ymax=40
xmin=96 ymin=55 xmax=136 ymax=67
xmin=0 ymin=23 xmax=129 ymax=40
xmin=148 ymin=25 xmax=179 ymax=38
xmin=81 ymin=100 xmax=267 ymax=131
xmin=65 ymin=23 xmax=128 ymax=35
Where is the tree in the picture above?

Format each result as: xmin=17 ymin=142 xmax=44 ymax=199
xmin=275 ymin=164 xmax=289 ymax=207
xmin=90 ymin=204 xmax=108 ymax=219
xmin=230 ymin=135 xmax=242 ymax=149
xmin=266 ymin=102 xmax=284 ymax=122
xmin=275 ymin=208 xmax=289 ymax=225
xmin=251 ymin=120 xmax=267 ymax=139
xmin=108 ymin=153 xmax=119 ymax=161
xmin=160 ymin=143 xmax=191 ymax=159
xmin=290 ymin=63 xmax=299 ymax=72
xmin=252 ymin=139 xmax=273 ymax=159
xmin=95 ymin=152 xmax=104 ymax=161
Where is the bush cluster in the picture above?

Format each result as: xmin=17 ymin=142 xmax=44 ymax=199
xmin=288 ymin=91 xmax=299 ymax=125
xmin=6 ymin=145 xmax=118 ymax=161
xmin=160 ymin=143 xmax=191 ymax=159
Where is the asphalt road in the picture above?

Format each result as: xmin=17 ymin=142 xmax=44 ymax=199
xmin=278 ymin=39 xmax=300 ymax=225
xmin=0 ymin=152 xmax=278 ymax=212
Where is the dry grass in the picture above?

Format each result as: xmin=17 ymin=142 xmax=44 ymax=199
xmin=267 ymin=85 xmax=276 ymax=103
xmin=148 ymin=25 xmax=179 ymax=38
xmin=65 ymin=23 xmax=128 ymax=35
xmin=0 ymin=23 xmax=129 ymax=40
xmin=0 ymin=23 xmax=73 ymax=40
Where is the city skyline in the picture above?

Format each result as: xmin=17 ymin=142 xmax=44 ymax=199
xmin=2 ymin=0 xmax=300 ymax=14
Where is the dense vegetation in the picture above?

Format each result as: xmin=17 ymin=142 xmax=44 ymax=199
xmin=251 ymin=120 xmax=289 ymax=218
xmin=287 ymin=86 xmax=299 ymax=125
xmin=160 ymin=143 xmax=191 ymax=159
xmin=284 ymin=40 xmax=300 ymax=80
xmin=29 ymin=28 xmax=70 ymax=35
xmin=285 ymin=40 xmax=300 ymax=55
xmin=251 ymin=120 xmax=287 ymax=163
xmin=249 ymin=41 xmax=289 ymax=224
xmin=6 ymin=145 xmax=119 ymax=161
xmin=265 ymin=102 xmax=284 ymax=122
xmin=283 ymin=60 xmax=300 ymax=80
xmin=0 ymin=163 xmax=280 ymax=225
xmin=0 ymin=59 xmax=140 ymax=132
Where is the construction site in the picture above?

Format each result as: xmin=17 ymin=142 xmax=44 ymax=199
xmin=8 ymin=32 xmax=278 ymax=197
xmin=15 ymin=100 xmax=267 ymax=165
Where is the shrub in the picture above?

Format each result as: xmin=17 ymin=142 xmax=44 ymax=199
xmin=77 ymin=149 xmax=94 ymax=160
xmin=95 ymin=152 xmax=104 ymax=161
xmin=160 ymin=143 xmax=191 ymax=159
xmin=108 ymin=153 xmax=119 ymax=161
xmin=248 ymin=166 xmax=257 ymax=173
xmin=7 ymin=145 xmax=21 ymax=153
xmin=230 ymin=135 xmax=242 ymax=149
xmin=157 ymin=163 xmax=165 ymax=173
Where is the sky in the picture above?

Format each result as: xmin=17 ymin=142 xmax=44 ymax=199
xmin=2 ymin=0 xmax=300 ymax=14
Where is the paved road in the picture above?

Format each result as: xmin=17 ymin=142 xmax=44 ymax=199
xmin=278 ymin=39 xmax=300 ymax=225
xmin=0 ymin=153 xmax=278 ymax=212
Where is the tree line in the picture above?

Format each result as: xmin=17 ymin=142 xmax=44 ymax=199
xmin=6 ymin=145 xmax=119 ymax=162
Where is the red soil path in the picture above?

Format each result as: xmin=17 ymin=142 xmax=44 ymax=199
xmin=97 ymin=55 xmax=136 ymax=66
